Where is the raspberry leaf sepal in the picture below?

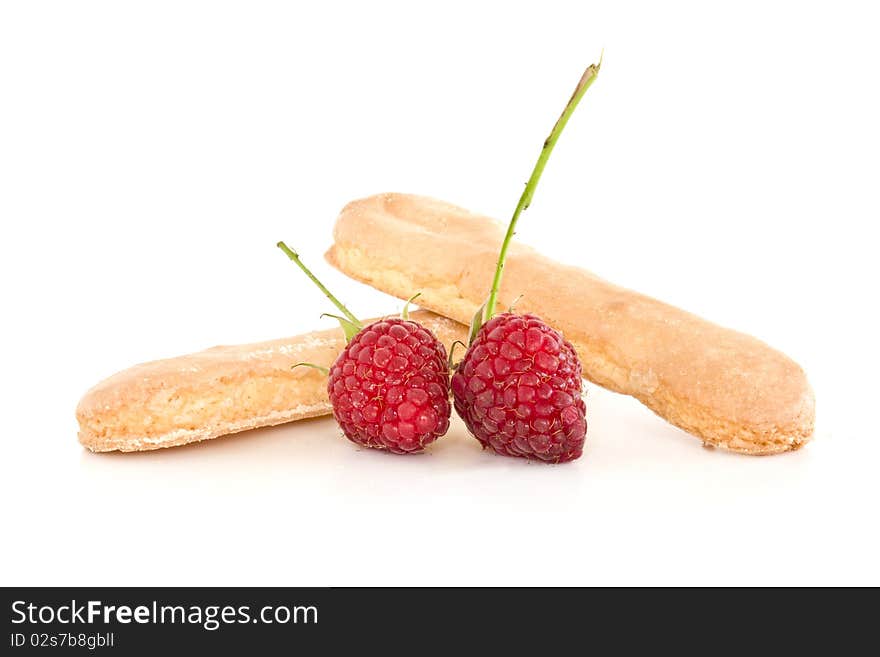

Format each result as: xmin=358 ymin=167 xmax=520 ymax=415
xmin=467 ymin=301 xmax=487 ymax=346
xmin=448 ymin=339 xmax=468 ymax=369
xmin=291 ymin=362 xmax=331 ymax=375
xmin=320 ymin=313 xmax=361 ymax=343
xmin=401 ymin=292 xmax=422 ymax=321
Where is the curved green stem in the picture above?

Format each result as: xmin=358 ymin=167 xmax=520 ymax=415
xmin=448 ymin=340 xmax=468 ymax=369
xmin=484 ymin=59 xmax=602 ymax=318
xmin=292 ymin=362 xmax=330 ymax=375
xmin=401 ymin=292 xmax=421 ymax=320
xmin=277 ymin=241 xmax=362 ymax=329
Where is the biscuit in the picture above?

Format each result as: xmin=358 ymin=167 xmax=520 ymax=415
xmin=76 ymin=310 xmax=466 ymax=452
xmin=326 ymin=193 xmax=815 ymax=455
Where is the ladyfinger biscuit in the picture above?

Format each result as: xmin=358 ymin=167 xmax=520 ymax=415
xmin=76 ymin=310 xmax=466 ymax=452
xmin=325 ymin=193 xmax=815 ymax=455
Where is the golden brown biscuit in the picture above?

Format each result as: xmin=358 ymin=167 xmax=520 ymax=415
xmin=76 ymin=310 xmax=466 ymax=452
xmin=326 ymin=193 xmax=815 ymax=455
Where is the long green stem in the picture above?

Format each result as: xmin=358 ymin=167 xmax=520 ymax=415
xmin=484 ymin=59 xmax=602 ymax=318
xmin=277 ymin=241 xmax=362 ymax=328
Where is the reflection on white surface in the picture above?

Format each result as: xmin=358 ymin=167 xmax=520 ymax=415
xmin=14 ymin=385 xmax=844 ymax=586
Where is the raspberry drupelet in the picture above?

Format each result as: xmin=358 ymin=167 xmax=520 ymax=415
xmin=329 ymin=318 xmax=451 ymax=453
xmin=452 ymin=313 xmax=585 ymax=462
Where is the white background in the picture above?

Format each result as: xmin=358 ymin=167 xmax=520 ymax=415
xmin=1 ymin=1 xmax=877 ymax=586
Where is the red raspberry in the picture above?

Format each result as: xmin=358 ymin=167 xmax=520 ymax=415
xmin=451 ymin=313 xmax=586 ymax=462
xmin=328 ymin=318 xmax=451 ymax=454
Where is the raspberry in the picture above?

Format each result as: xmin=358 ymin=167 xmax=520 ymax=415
xmin=449 ymin=62 xmax=599 ymax=462
xmin=328 ymin=318 xmax=451 ymax=454
xmin=452 ymin=313 xmax=586 ymax=462
xmin=277 ymin=241 xmax=453 ymax=454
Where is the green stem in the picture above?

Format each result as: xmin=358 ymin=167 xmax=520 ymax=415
xmin=401 ymin=292 xmax=421 ymax=320
xmin=484 ymin=59 xmax=602 ymax=318
xmin=277 ymin=241 xmax=362 ymax=328
xmin=292 ymin=362 xmax=330 ymax=375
